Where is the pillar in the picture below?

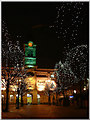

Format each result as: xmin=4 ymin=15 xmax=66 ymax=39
xmin=32 ymin=89 xmax=37 ymax=104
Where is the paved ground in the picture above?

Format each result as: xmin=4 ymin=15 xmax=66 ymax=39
xmin=2 ymin=104 xmax=89 ymax=119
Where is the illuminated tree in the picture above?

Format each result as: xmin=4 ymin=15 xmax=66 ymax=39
xmin=65 ymin=45 xmax=88 ymax=82
xmin=49 ymin=2 xmax=88 ymax=48
xmin=2 ymin=21 xmax=26 ymax=111
xmin=45 ymin=80 xmax=56 ymax=105
xmin=55 ymin=61 xmax=76 ymax=95
xmin=65 ymin=45 xmax=88 ymax=108
xmin=54 ymin=45 xmax=88 ymax=107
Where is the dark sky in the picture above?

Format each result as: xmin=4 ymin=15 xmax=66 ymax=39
xmin=2 ymin=2 xmax=89 ymax=69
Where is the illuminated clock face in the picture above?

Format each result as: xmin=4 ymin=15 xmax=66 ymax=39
xmin=28 ymin=42 xmax=33 ymax=47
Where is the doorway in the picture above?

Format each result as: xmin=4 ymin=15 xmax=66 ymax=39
xmin=37 ymin=94 xmax=40 ymax=104
xmin=27 ymin=94 xmax=32 ymax=105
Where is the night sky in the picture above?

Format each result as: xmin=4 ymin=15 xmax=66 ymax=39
xmin=2 ymin=2 xmax=89 ymax=69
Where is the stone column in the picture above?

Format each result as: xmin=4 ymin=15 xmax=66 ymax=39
xmin=14 ymin=92 xmax=16 ymax=104
xmin=32 ymin=89 xmax=37 ymax=104
xmin=32 ymin=74 xmax=37 ymax=105
xmin=23 ymin=93 xmax=27 ymax=105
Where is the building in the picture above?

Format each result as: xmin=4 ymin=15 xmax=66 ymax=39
xmin=2 ymin=41 xmax=57 ymax=105
xmin=2 ymin=41 xmax=88 ymax=106
xmin=2 ymin=67 xmax=57 ymax=105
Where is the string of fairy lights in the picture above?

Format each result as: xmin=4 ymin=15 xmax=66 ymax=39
xmin=2 ymin=20 xmax=27 ymax=92
xmin=54 ymin=44 xmax=88 ymax=91
xmin=49 ymin=2 xmax=88 ymax=47
xmin=52 ymin=2 xmax=88 ymax=90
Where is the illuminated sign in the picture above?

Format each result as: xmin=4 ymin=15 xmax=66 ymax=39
xmin=37 ymin=78 xmax=56 ymax=91
xmin=25 ymin=77 xmax=35 ymax=90
xmin=25 ymin=47 xmax=36 ymax=57
xmin=25 ymin=76 xmax=56 ymax=91
xmin=1 ymin=87 xmax=6 ymax=90
xmin=45 ymin=80 xmax=56 ymax=91
xmin=10 ymin=85 xmax=18 ymax=91
xmin=37 ymin=79 xmax=46 ymax=91
xmin=25 ymin=57 xmax=36 ymax=65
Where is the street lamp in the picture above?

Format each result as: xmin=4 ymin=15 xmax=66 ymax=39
xmin=16 ymin=64 xmax=20 ymax=109
xmin=73 ymin=90 xmax=76 ymax=94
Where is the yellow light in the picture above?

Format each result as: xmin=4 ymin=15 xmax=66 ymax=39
xmin=37 ymin=79 xmax=46 ymax=91
xmin=27 ymin=94 xmax=32 ymax=97
xmin=59 ymin=95 xmax=64 ymax=98
xmin=2 ymin=95 xmax=4 ymax=98
xmin=1 ymin=87 xmax=6 ymax=90
xmin=74 ymin=90 xmax=76 ymax=93
xmin=25 ymin=77 xmax=35 ymax=90
xmin=10 ymin=85 xmax=18 ymax=91
xmin=28 ymin=42 xmax=33 ymax=47
xmin=37 ymin=85 xmax=45 ymax=91
xmin=10 ymin=95 xmax=13 ymax=97
xmin=37 ymin=94 xmax=40 ymax=98
xmin=83 ymin=86 xmax=86 ymax=91
xmin=46 ymin=80 xmax=50 ymax=82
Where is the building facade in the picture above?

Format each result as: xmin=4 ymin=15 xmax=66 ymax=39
xmin=2 ymin=67 xmax=57 ymax=105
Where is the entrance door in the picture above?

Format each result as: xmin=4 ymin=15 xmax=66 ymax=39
xmin=37 ymin=94 xmax=40 ymax=104
xmin=27 ymin=94 xmax=32 ymax=104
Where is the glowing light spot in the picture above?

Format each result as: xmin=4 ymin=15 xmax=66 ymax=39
xmin=74 ymin=90 xmax=76 ymax=93
xmin=28 ymin=42 xmax=33 ymax=47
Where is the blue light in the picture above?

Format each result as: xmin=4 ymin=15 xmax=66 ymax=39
xmin=69 ymin=96 xmax=74 ymax=98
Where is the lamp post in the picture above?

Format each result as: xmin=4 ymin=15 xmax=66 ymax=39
xmin=20 ymin=66 xmax=26 ymax=107
xmin=56 ymin=83 xmax=59 ymax=106
xmin=16 ymin=88 xmax=20 ymax=109
xmin=21 ymin=77 xmax=23 ymax=107
xmin=5 ymin=68 xmax=10 ymax=112
xmin=16 ymin=64 xmax=20 ymax=109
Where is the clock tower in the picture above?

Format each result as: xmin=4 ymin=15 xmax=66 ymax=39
xmin=24 ymin=41 xmax=36 ymax=68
